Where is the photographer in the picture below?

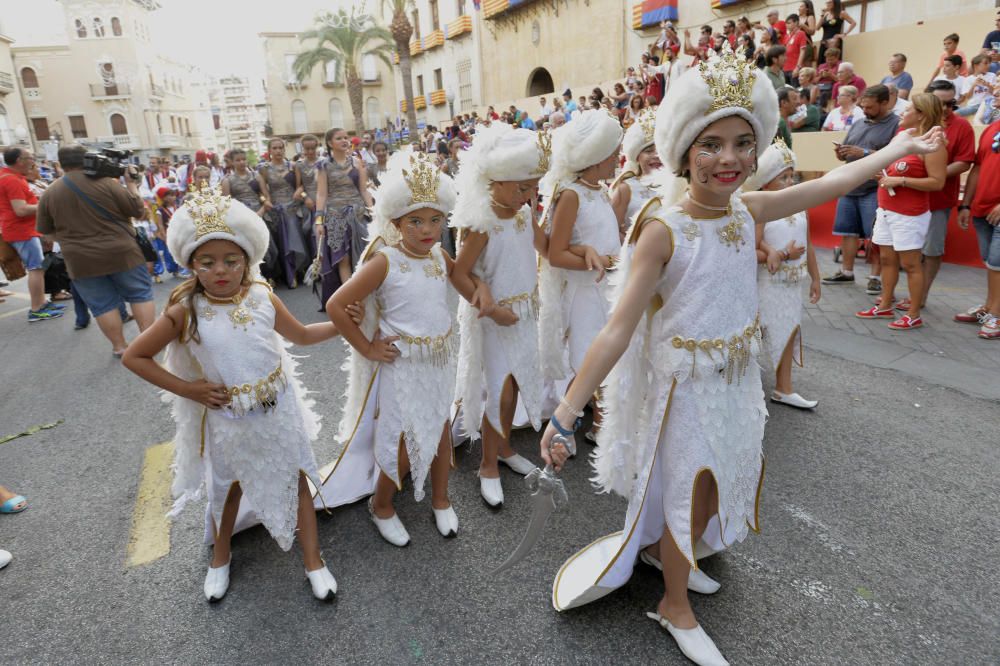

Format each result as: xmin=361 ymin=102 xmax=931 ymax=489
xmin=36 ymin=144 xmax=153 ymax=357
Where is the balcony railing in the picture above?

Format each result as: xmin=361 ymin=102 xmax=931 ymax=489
xmin=423 ymin=29 xmax=445 ymax=50
xmin=90 ymin=83 xmax=131 ymax=99
xmin=409 ymin=37 xmax=423 ymax=56
xmin=445 ymin=15 xmax=472 ymax=39
xmin=0 ymin=71 xmax=14 ymax=93
xmin=150 ymin=83 xmax=165 ymax=98
xmin=430 ymin=89 xmax=447 ymax=106
xmin=413 ymin=95 xmax=426 ymax=110
xmin=96 ymin=134 xmax=140 ymax=149
xmin=482 ymin=0 xmax=510 ymax=19
xmin=157 ymin=133 xmax=182 ymax=148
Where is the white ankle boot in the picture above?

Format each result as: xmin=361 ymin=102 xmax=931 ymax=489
xmin=432 ymin=505 xmax=459 ymax=538
xmin=306 ymin=563 xmax=337 ymax=601
xmin=479 ymin=476 xmax=503 ymax=507
xmin=203 ymin=558 xmax=231 ymax=602
xmin=368 ymin=498 xmax=410 ymax=547
xmin=646 ymin=611 xmax=729 ymax=666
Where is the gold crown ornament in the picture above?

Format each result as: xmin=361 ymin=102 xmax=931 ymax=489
xmin=188 ymin=185 xmax=235 ymax=239
xmin=773 ymin=136 xmax=795 ymax=167
xmin=637 ymin=108 xmax=656 ymax=144
xmin=534 ymin=130 xmax=552 ymax=175
xmin=699 ymin=43 xmax=757 ymax=115
xmin=403 ymin=153 xmax=440 ymax=204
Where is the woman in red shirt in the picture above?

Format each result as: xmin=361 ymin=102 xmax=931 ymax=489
xmin=857 ymin=93 xmax=946 ymax=329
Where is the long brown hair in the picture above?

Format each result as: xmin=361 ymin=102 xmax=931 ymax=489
xmin=324 ymin=127 xmax=347 ymax=155
xmin=908 ymin=92 xmax=943 ymax=135
xmin=165 ymin=249 xmax=252 ymax=344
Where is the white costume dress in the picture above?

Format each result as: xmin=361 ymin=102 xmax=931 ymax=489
xmin=454 ymin=207 xmax=544 ymax=440
xmin=552 ymin=194 xmax=767 ymax=611
xmin=316 ymin=244 xmax=456 ymax=504
xmin=621 ymin=172 xmax=661 ymax=225
xmin=540 ymin=182 xmax=621 ymax=379
xmin=164 ymin=282 xmax=322 ymax=551
xmin=757 ymin=212 xmax=807 ymax=371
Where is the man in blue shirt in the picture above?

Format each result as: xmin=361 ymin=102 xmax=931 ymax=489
xmin=562 ymin=89 xmax=578 ymax=120
xmin=880 ymin=53 xmax=914 ymax=100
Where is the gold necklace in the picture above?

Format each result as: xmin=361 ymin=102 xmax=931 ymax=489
xmin=577 ymin=177 xmax=602 ymax=189
xmin=397 ymin=244 xmax=432 ymax=259
xmin=204 ymin=288 xmax=257 ymax=330
xmin=686 ymin=192 xmax=731 ymax=212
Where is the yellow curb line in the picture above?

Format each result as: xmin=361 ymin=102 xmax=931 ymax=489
xmin=126 ymin=441 xmax=174 ymax=568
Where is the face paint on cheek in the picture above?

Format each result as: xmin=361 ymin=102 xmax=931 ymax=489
xmin=694 ymin=151 xmax=713 ymax=185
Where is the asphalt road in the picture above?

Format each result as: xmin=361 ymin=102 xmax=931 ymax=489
xmin=1 ymin=279 xmax=998 ymax=665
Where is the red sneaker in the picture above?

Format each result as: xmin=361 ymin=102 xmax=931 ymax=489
xmin=979 ymin=314 xmax=1000 ymax=339
xmin=894 ymin=298 xmax=912 ymax=312
xmin=954 ymin=306 xmax=986 ymax=323
xmin=856 ymin=306 xmax=896 ymax=319
xmin=889 ymin=315 xmax=923 ymax=330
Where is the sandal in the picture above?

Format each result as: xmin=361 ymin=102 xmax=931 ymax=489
xmin=0 ymin=495 xmax=27 ymax=514
xmin=51 ymin=290 xmax=73 ymax=301
xmin=888 ymin=315 xmax=923 ymax=330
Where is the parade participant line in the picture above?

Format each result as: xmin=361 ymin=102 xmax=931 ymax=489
xmin=126 ymin=441 xmax=174 ymax=568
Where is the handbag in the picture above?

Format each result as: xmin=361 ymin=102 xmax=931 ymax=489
xmin=62 ymin=175 xmax=155 ymax=259
xmin=0 ymin=236 xmax=26 ymax=281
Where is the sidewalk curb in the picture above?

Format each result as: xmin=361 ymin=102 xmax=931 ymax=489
xmin=801 ymin=321 xmax=999 ymax=402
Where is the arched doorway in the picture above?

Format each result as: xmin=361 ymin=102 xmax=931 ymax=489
xmin=526 ymin=67 xmax=554 ymax=97
xmin=109 ymin=113 xmax=128 ymax=135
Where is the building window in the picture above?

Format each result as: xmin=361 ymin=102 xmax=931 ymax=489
xmin=285 ymin=54 xmax=300 ymax=85
xmin=416 ymin=75 xmax=424 ymax=97
xmin=366 ymin=97 xmax=381 ymax=130
xmin=292 ymin=99 xmax=308 ymax=133
xmin=111 ymin=17 xmax=122 ymax=36
xmin=457 ymin=0 xmax=466 ymax=15
xmin=100 ymin=63 xmax=118 ymax=94
xmin=93 ymin=18 xmax=105 ymax=38
xmin=324 ymin=59 xmax=340 ymax=84
xmin=362 ymin=55 xmax=378 ymax=82
xmin=75 ymin=19 xmax=87 ymax=38
xmin=430 ymin=0 xmax=439 ymax=30
xmin=411 ymin=10 xmax=421 ymax=40
xmin=458 ymin=59 xmax=472 ymax=112
xmin=68 ymin=115 xmax=88 ymax=138
xmin=110 ymin=113 xmax=128 ymax=135
xmin=31 ymin=117 xmax=50 ymax=141
xmin=329 ymin=98 xmax=344 ymax=128
xmin=20 ymin=67 xmax=39 ymax=88
xmin=433 ymin=68 xmax=443 ymax=91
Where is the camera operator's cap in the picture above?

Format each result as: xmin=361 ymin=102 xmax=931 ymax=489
xmin=167 ymin=186 xmax=270 ymax=267
xmin=743 ymin=137 xmax=796 ymax=192
xmin=655 ymin=43 xmax=778 ymax=174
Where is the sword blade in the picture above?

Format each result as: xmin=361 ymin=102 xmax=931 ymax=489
xmin=491 ymin=488 xmax=557 ymax=575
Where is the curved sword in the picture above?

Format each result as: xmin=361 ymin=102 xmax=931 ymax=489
xmin=492 ymin=437 xmax=571 ymax=575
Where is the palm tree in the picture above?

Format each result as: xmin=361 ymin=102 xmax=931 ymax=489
xmin=380 ymin=0 xmax=419 ymax=141
xmin=294 ymin=9 xmax=394 ymax=133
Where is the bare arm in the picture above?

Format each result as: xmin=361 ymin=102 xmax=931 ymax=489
xmin=744 ymin=127 xmax=945 ymax=223
xmin=220 ymin=177 xmax=232 ymax=196
xmin=271 ymin=292 xmax=339 ymax=346
xmin=878 ymin=148 xmax=947 ymax=192
xmin=548 ymin=189 xmax=592 ymax=271
xmin=355 ymin=157 xmax=374 ymax=208
xmin=325 ymin=253 xmax=398 ymax=362
xmin=451 ymin=230 xmax=489 ymax=305
xmin=122 ymin=304 xmax=230 ymax=409
xmin=840 ymin=11 xmax=856 ymax=36
xmin=10 ymin=200 xmax=37 ymax=217
xmin=611 ymin=181 xmax=631 ymax=231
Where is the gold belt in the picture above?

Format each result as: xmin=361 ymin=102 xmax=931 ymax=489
xmin=497 ymin=287 xmax=540 ymax=320
xmin=226 ymin=362 xmax=287 ymax=417
xmin=397 ymin=326 xmax=456 ymax=367
xmin=772 ymin=262 xmax=805 ymax=284
xmin=669 ymin=314 xmax=762 ymax=384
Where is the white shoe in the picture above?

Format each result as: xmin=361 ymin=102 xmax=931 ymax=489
xmin=638 ymin=551 xmax=721 ymax=595
xmin=368 ymin=498 xmax=410 ymax=547
xmin=305 ymin=563 xmax=337 ymax=601
xmin=479 ymin=476 xmax=504 ymax=507
xmin=432 ymin=505 xmax=459 ymax=538
xmin=203 ymin=559 xmax=231 ymax=602
xmin=771 ymin=391 xmax=818 ymax=410
xmin=0 ymin=549 xmax=11 ymax=570
xmin=499 ymin=454 xmax=536 ymax=476
xmin=646 ymin=612 xmax=729 ymax=666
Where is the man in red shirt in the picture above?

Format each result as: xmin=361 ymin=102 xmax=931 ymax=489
xmin=0 ymin=147 xmax=62 ymax=321
xmin=956 ymin=118 xmax=1000 ymax=339
xmin=911 ymin=80 xmax=976 ymax=310
xmin=782 ymin=13 xmax=809 ymax=86
xmin=832 ymin=61 xmax=867 ymax=100
xmin=755 ymin=9 xmax=787 ymax=43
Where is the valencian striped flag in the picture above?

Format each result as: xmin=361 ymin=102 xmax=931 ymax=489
xmin=641 ymin=0 xmax=678 ymax=26
xmin=711 ymin=0 xmax=747 ymax=8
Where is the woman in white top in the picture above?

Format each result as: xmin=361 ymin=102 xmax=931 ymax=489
xmin=822 ymin=84 xmax=865 ymax=131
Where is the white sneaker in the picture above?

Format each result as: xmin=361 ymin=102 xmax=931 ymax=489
xmin=638 ymin=551 xmax=721 ymax=594
xmin=646 ymin=611 xmax=730 ymax=666
xmin=432 ymin=505 xmax=459 ymax=538
xmin=771 ymin=391 xmax=818 ymax=410
xmin=305 ymin=563 xmax=337 ymax=601
xmin=0 ymin=549 xmax=10 ymax=570
xmin=499 ymin=453 xmax=536 ymax=475
xmin=479 ymin=476 xmax=504 ymax=507
xmin=203 ymin=558 xmax=231 ymax=602
xmin=368 ymin=499 xmax=410 ymax=547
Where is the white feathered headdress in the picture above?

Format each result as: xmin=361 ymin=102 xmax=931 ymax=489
xmin=451 ymin=123 xmax=549 ymax=234
xmin=655 ymin=44 xmax=779 ymax=175
xmin=368 ymin=148 xmax=456 ymax=247
xmin=622 ymin=108 xmax=657 ymax=175
xmin=742 ymin=137 xmax=796 ymax=192
xmin=166 ymin=186 xmax=271 ymax=267
xmin=539 ymin=109 xmax=623 ymax=195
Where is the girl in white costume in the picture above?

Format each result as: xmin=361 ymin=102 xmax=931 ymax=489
xmin=540 ymin=109 xmax=624 ymax=443
xmin=611 ymin=108 xmax=663 ymax=241
xmin=123 ymin=187 xmax=353 ymax=603
xmin=540 ymin=46 xmax=943 ymax=665
xmin=315 ymin=150 xmax=469 ymax=546
xmin=744 ymin=139 xmax=822 ymax=410
xmin=451 ymin=123 xmax=551 ymax=508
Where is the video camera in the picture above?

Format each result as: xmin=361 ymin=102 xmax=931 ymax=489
xmin=82 ymin=148 xmax=139 ymax=181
